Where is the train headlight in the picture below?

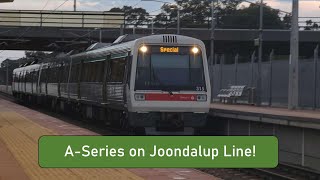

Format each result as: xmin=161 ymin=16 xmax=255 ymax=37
xmin=197 ymin=94 xmax=207 ymax=101
xmin=135 ymin=93 xmax=145 ymax=101
xmin=140 ymin=46 xmax=148 ymax=53
xmin=192 ymin=47 xmax=199 ymax=54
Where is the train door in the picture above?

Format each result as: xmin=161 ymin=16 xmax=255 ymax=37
xmin=23 ymin=70 xmax=27 ymax=93
xmin=102 ymin=55 xmax=111 ymax=102
xmin=106 ymin=53 xmax=128 ymax=104
xmin=123 ymin=52 xmax=132 ymax=104
xmin=18 ymin=72 xmax=21 ymax=92
xmin=31 ymin=70 xmax=34 ymax=94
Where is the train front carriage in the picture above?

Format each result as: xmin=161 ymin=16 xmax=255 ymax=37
xmin=11 ymin=34 xmax=211 ymax=135
xmin=127 ymin=35 xmax=211 ymax=133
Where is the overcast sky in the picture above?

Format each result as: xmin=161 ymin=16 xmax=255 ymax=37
xmin=1 ymin=0 xmax=320 ymax=63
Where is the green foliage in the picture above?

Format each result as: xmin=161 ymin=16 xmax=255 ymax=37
xmin=110 ymin=6 xmax=149 ymax=27
xmin=154 ymin=0 xmax=288 ymax=29
xmin=305 ymin=20 xmax=319 ymax=30
xmin=219 ymin=4 xmax=284 ymax=29
xmin=111 ymin=0 xmax=289 ymax=29
xmin=154 ymin=0 xmax=212 ymax=28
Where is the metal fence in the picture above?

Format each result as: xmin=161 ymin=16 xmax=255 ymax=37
xmin=1 ymin=46 xmax=320 ymax=109
xmin=0 ymin=10 xmax=124 ymax=28
xmin=209 ymin=47 xmax=320 ymax=109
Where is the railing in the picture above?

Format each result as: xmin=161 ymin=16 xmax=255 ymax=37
xmin=0 ymin=9 xmax=125 ymax=28
xmin=124 ymin=16 xmax=320 ymax=30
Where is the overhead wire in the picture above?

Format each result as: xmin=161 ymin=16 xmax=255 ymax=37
xmin=131 ymin=0 xmax=142 ymax=8
xmin=41 ymin=0 xmax=51 ymax=11
xmin=65 ymin=0 xmax=144 ymax=43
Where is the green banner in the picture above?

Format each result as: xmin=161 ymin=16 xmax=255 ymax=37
xmin=39 ymin=136 xmax=278 ymax=168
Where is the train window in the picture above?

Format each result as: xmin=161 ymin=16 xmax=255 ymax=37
xmin=18 ymin=73 xmax=21 ymax=83
xmin=136 ymin=53 xmax=151 ymax=85
xmin=126 ymin=56 xmax=132 ymax=86
xmin=47 ymin=66 xmax=59 ymax=83
xmin=60 ymin=63 xmax=70 ymax=83
xmin=108 ymin=57 xmax=126 ymax=83
xmin=135 ymin=47 xmax=206 ymax=91
xmin=89 ymin=62 xmax=95 ymax=82
xmin=81 ymin=61 xmax=105 ymax=82
xmin=81 ymin=62 xmax=90 ymax=82
xmin=47 ymin=67 xmax=52 ymax=83
xmin=70 ymin=64 xmax=80 ymax=83
xmin=40 ymin=68 xmax=47 ymax=83
xmin=25 ymin=72 xmax=31 ymax=83
xmin=33 ymin=71 xmax=38 ymax=83
xmin=46 ymin=68 xmax=51 ymax=83
xmin=93 ymin=61 xmax=105 ymax=82
xmin=14 ymin=73 xmax=18 ymax=82
xmin=30 ymin=71 xmax=33 ymax=83
xmin=20 ymin=73 xmax=22 ymax=82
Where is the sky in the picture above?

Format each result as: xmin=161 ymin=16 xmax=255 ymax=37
xmin=1 ymin=0 xmax=320 ymax=63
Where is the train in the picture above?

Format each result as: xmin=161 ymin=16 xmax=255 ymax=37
xmin=12 ymin=34 xmax=211 ymax=134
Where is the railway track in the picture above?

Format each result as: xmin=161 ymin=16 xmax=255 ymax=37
xmin=200 ymin=163 xmax=320 ymax=180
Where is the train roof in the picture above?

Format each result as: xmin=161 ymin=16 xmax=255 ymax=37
xmin=70 ymin=34 xmax=205 ymax=63
xmin=13 ymin=64 xmax=42 ymax=74
xmin=12 ymin=34 xmax=206 ymax=72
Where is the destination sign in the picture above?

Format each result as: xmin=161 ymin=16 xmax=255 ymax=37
xmin=160 ymin=47 xmax=179 ymax=53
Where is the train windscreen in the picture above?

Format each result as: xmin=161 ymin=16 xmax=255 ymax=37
xmin=135 ymin=46 xmax=206 ymax=92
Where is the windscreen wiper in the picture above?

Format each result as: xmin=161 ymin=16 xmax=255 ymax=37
xmin=152 ymin=68 xmax=173 ymax=95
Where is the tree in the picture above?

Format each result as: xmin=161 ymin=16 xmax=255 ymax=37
xmin=305 ymin=20 xmax=319 ymax=30
xmin=110 ymin=6 xmax=149 ymax=27
xmin=282 ymin=14 xmax=291 ymax=29
xmin=154 ymin=12 xmax=170 ymax=27
xmin=154 ymin=0 xmax=213 ymax=28
xmin=24 ymin=51 xmax=48 ymax=63
xmin=153 ymin=0 xmax=287 ymax=29
xmin=218 ymin=3 xmax=284 ymax=29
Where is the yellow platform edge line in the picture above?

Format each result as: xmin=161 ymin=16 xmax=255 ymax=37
xmin=0 ymin=111 xmax=143 ymax=180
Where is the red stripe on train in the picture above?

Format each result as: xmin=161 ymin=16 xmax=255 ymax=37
xmin=145 ymin=94 xmax=197 ymax=101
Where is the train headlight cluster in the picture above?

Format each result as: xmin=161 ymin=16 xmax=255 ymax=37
xmin=197 ymin=94 xmax=207 ymax=101
xmin=140 ymin=46 xmax=148 ymax=53
xmin=135 ymin=93 xmax=145 ymax=101
xmin=192 ymin=47 xmax=199 ymax=54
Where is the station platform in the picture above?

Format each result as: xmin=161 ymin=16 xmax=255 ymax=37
xmin=210 ymin=103 xmax=320 ymax=130
xmin=0 ymin=98 xmax=216 ymax=180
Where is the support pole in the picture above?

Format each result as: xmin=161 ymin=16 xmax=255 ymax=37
xmin=210 ymin=0 xmax=216 ymax=103
xmin=74 ymin=0 xmax=76 ymax=11
xmin=6 ymin=60 xmax=8 ymax=93
xmin=133 ymin=26 xmax=136 ymax=35
xmin=269 ymin=49 xmax=274 ymax=106
xmin=288 ymin=0 xmax=299 ymax=109
xmin=235 ymin=54 xmax=239 ymax=85
xmin=301 ymin=128 xmax=305 ymax=167
xmin=151 ymin=18 xmax=154 ymax=34
xmin=120 ymin=24 xmax=124 ymax=36
xmin=177 ymin=8 xmax=180 ymax=35
xmin=219 ymin=55 xmax=224 ymax=91
xmin=250 ymin=51 xmax=256 ymax=88
xmin=257 ymin=0 xmax=263 ymax=106
xmin=313 ymin=45 xmax=318 ymax=109
xmin=210 ymin=0 xmax=216 ymax=68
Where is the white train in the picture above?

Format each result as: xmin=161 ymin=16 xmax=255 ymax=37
xmin=12 ymin=34 xmax=211 ymax=134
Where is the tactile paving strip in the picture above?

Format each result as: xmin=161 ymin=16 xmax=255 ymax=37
xmin=0 ymin=112 xmax=142 ymax=180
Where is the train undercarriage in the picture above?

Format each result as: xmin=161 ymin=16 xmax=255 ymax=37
xmin=12 ymin=92 xmax=206 ymax=135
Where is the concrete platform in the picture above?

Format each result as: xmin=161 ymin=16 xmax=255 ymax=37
xmin=211 ymin=103 xmax=320 ymax=130
xmin=0 ymin=98 xmax=217 ymax=180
